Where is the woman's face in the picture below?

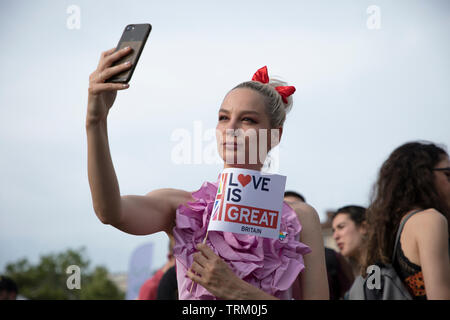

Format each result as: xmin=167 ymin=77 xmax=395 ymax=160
xmin=216 ymin=88 xmax=281 ymax=170
xmin=332 ymin=213 xmax=366 ymax=258
xmin=434 ymin=155 xmax=450 ymax=210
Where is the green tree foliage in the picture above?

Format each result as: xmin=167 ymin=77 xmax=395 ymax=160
xmin=3 ymin=247 xmax=124 ymax=300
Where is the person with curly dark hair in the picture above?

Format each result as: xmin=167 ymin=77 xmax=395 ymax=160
xmin=361 ymin=141 xmax=450 ymax=299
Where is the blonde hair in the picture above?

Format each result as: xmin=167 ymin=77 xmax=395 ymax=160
xmin=232 ymin=78 xmax=294 ymax=128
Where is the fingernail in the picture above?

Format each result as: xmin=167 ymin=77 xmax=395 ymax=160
xmin=122 ymin=83 xmax=129 ymax=88
xmin=123 ymin=46 xmax=130 ymax=50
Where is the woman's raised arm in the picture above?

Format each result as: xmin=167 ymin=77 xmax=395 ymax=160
xmin=86 ymin=47 xmax=193 ymax=236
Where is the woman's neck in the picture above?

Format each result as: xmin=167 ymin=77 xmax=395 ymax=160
xmin=347 ymin=255 xmax=362 ymax=277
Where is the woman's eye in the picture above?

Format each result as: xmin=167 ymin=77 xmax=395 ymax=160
xmin=218 ymin=116 xmax=256 ymax=123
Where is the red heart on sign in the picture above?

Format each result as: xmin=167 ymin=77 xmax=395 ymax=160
xmin=237 ymin=174 xmax=251 ymax=187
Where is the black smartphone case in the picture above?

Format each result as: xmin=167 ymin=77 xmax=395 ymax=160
xmin=106 ymin=23 xmax=152 ymax=83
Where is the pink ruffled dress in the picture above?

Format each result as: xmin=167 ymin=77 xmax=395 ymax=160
xmin=172 ymin=176 xmax=311 ymax=300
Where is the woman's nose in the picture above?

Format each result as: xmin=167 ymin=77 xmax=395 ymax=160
xmin=225 ymin=118 xmax=240 ymax=131
xmin=333 ymin=231 xmax=339 ymax=241
xmin=225 ymin=120 xmax=242 ymax=136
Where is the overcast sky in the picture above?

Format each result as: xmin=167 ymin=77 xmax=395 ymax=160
xmin=1 ymin=0 xmax=449 ymax=274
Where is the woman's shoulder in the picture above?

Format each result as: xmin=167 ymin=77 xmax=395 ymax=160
xmin=406 ymin=208 xmax=448 ymax=227
xmin=287 ymin=201 xmax=321 ymax=225
xmin=404 ymin=208 xmax=448 ymax=240
xmin=285 ymin=202 xmax=322 ymax=236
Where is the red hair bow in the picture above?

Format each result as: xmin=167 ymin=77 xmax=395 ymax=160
xmin=251 ymin=66 xmax=295 ymax=104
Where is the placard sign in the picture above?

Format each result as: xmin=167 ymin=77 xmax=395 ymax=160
xmin=207 ymin=168 xmax=286 ymax=239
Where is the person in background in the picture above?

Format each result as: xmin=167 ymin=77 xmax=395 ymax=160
xmin=284 ymin=190 xmax=306 ymax=204
xmin=0 ymin=276 xmax=18 ymax=300
xmin=157 ymin=265 xmax=178 ymax=300
xmin=284 ymin=191 xmax=354 ymax=299
xmin=138 ymin=235 xmax=175 ymax=300
xmin=324 ymin=246 xmax=354 ymax=300
xmin=331 ymin=205 xmax=367 ymax=278
xmin=362 ymin=141 xmax=450 ymax=299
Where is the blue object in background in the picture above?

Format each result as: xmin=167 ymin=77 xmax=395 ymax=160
xmin=126 ymin=242 xmax=154 ymax=300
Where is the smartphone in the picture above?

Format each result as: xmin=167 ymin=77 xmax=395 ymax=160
xmin=105 ymin=23 xmax=152 ymax=83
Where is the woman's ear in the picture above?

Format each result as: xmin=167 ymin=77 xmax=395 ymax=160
xmin=359 ymin=221 xmax=368 ymax=235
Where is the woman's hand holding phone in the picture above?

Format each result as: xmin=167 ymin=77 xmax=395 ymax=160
xmin=86 ymin=46 xmax=133 ymax=125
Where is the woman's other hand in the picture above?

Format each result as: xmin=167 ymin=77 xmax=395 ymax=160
xmin=187 ymin=243 xmax=278 ymax=300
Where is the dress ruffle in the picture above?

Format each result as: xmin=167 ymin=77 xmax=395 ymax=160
xmin=172 ymin=179 xmax=311 ymax=300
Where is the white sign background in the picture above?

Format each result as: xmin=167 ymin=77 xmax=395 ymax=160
xmin=207 ymin=168 xmax=286 ymax=239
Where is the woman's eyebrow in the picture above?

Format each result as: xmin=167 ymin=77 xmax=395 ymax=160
xmin=218 ymin=108 xmax=259 ymax=115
